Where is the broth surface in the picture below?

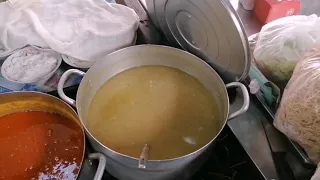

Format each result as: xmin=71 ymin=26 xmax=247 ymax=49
xmin=87 ymin=66 xmax=220 ymax=160
xmin=0 ymin=111 xmax=84 ymax=180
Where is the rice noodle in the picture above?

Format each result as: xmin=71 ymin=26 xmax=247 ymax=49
xmin=274 ymin=48 xmax=320 ymax=163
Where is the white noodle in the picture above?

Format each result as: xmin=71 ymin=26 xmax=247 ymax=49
xmin=274 ymin=48 xmax=320 ymax=163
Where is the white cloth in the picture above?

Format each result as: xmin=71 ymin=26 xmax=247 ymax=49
xmin=0 ymin=0 xmax=139 ymax=61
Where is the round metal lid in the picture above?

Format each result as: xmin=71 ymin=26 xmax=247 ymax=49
xmin=145 ymin=0 xmax=160 ymax=29
xmin=155 ymin=0 xmax=250 ymax=82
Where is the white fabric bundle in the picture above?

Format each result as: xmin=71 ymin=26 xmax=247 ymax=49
xmin=0 ymin=0 xmax=139 ymax=62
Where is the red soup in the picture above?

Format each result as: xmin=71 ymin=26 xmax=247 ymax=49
xmin=0 ymin=111 xmax=84 ymax=180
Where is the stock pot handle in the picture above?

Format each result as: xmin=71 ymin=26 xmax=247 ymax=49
xmin=226 ymin=82 xmax=250 ymax=120
xmin=88 ymin=153 xmax=107 ymax=180
xmin=58 ymin=69 xmax=85 ymax=107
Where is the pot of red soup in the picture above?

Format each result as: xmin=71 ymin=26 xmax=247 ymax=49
xmin=57 ymin=45 xmax=250 ymax=180
xmin=0 ymin=92 xmax=107 ymax=180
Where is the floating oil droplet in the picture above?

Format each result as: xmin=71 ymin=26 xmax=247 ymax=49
xmin=47 ymin=129 xmax=52 ymax=136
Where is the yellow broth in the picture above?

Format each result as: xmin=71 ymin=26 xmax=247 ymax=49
xmin=87 ymin=66 xmax=220 ymax=160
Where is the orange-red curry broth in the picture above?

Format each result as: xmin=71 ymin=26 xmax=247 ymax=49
xmin=0 ymin=111 xmax=84 ymax=180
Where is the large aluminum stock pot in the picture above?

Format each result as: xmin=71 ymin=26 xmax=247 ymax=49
xmin=57 ymin=45 xmax=250 ymax=180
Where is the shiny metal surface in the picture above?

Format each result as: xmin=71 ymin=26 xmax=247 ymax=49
xmin=261 ymin=117 xmax=287 ymax=153
xmin=154 ymin=0 xmax=181 ymax=47
xmin=255 ymin=91 xmax=316 ymax=166
xmin=153 ymin=0 xmax=250 ymax=82
xmin=58 ymin=69 xmax=86 ymax=107
xmin=58 ymin=45 xmax=250 ymax=180
xmin=88 ymin=153 xmax=107 ymax=180
xmin=0 ymin=92 xmax=107 ymax=180
xmin=225 ymin=82 xmax=249 ymax=119
xmin=228 ymin=93 xmax=280 ymax=180
xmin=143 ymin=0 xmax=160 ymax=28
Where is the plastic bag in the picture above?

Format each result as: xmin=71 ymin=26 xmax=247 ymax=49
xmin=253 ymin=15 xmax=320 ymax=84
xmin=274 ymin=48 xmax=320 ymax=164
xmin=0 ymin=0 xmax=139 ymax=62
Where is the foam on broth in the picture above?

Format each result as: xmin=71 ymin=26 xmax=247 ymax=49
xmin=87 ymin=66 xmax=220 ymax=160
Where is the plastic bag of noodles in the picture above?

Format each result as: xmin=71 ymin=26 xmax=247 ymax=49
xmin=274 ymin=47 xmax=320 ymax=164
xmin=253 ymin=15 xmax=320 ymax=84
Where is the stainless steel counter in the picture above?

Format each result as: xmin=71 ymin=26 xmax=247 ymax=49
xmin=228 ymin=90 xmax=280 ymax=180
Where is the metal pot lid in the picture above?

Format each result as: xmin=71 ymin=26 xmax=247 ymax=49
xmin=145 ymin=0 xmax=160 ymax=29
xmin=155 ymin=0 xmax=250 ymax=82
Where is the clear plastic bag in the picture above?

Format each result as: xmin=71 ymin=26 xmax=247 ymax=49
xmin=253 ymin=15 xmax=320 ymax=84
xmin=274 ymin=48 xmax=320 ymax=164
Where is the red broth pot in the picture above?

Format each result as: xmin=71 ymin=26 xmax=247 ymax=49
xmin=0 ymin=92 xmax=106 ymax=180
